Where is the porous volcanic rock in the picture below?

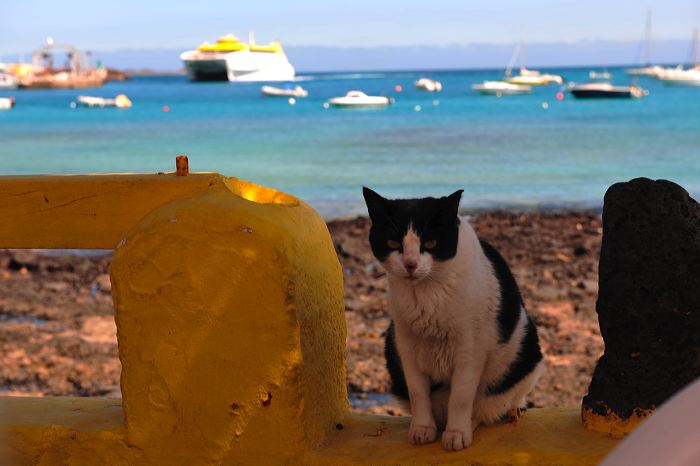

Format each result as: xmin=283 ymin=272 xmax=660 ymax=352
xmin=583 ymin=178 xmax=700 ymax=422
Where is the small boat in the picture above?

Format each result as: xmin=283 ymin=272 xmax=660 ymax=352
xmin=626 ymin=65 xmax=665 ymax=77
xmin=0 ymin=67 xmax=18 ymax=90
xmin=569 ymin=82 xmax=647 ymax=99
xmin=327 ymin=91 xmax=393 ymax=108
xmin=504 ymin=68 xmax=563 ymax=85
xmin=0 ymin=97 xmax=16 ymax=110
xmin=589 ymin=70 xmax=612 ymax=80
xmin=656 ymin=67 xmax=700 ymax=86
xmin=472 ymin=81 xmax=531 ymax=95
xmin=415 ymin=78 xmax=442 ymax=92
xmin=261 ymin=85 xmax=308 ymax=97
xmin=75 ymin=94 xmax=132 ymax=108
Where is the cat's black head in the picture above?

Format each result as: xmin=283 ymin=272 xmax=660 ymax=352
xmin=362 ymin=187 xmax=462 ymax=281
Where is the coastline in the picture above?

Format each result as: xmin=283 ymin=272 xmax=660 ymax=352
xmin=0 ymin=210 xmax=603 ymax=415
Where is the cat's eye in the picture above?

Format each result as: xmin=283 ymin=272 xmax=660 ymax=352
xmin=387 ymin=240 xmax=401 ymax=249
xmin=424 ymin=240 xmax=437 ymax=250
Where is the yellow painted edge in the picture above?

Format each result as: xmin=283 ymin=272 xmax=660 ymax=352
xmin=581 ymin=405 xmax=653 ymax=437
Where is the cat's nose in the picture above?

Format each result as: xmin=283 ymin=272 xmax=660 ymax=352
xmin=403 ymin=261 xmax=417 ymax=275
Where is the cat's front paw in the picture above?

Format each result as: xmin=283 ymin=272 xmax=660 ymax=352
xmin=442 ymin=429 xmax=472 ymax=451
xmin=408 ymin=422 xmax=437 ymax=445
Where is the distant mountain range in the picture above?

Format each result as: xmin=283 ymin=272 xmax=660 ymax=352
xmin=3 ymin=40 xmax=694 ymax=73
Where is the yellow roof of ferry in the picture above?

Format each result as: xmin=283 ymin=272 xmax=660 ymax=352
xmin=196 ymin=34 xmax=284 ymax=54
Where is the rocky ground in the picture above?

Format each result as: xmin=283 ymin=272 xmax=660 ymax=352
xmin=0 ymin=212 xmax=604 ymax=416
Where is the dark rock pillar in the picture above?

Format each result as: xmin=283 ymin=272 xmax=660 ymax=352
xmin=583 ymin=178 xmax=700 ymax=435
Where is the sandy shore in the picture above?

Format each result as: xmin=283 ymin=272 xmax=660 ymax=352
xmin=0 ymin=211 xmax=603 ymax=416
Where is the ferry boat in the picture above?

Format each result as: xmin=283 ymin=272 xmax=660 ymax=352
xmin=181 ymin=33 xmax=295 ymax=82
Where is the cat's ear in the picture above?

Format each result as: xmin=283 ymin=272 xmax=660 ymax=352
xmin=362 ymin=187 xmax=389 ymax=220
xmin=443 ymin=189 xmax=463 ymax=217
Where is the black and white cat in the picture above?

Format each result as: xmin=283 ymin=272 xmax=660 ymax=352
xmin=363 ymin=187 xmax=543 ymax=451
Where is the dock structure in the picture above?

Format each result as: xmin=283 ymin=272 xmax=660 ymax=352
xmin=0 ymin=165 xmax=621 ymax=464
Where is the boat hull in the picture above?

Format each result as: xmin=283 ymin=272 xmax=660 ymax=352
xmin=472 ymin=81 xmax=531 ymax=95
xmin=570 ymin=89 xmax=639 ymax=99
xmin=181 ymin=52 xmax=229 ymax=81
xmin=226 ymin=52 xmax=295 ymax=82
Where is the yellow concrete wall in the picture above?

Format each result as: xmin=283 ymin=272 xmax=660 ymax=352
xmin=0 ymin=173 xmax=224 ymax=249
xmin=0 ymin=171 xmax=622 ymax=464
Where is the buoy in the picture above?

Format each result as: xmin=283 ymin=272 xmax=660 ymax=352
xmin=542 ymin=102 xmax=549 ymax=109
xmin=163 ymin=105 xmax=170 ymax=113
xmin=323 ymin=102 xmax=330 ymax=109
xmin=70 ymin=101 xmax=77 ymax=109
xmin=432 ymin=99 xmax=440 ymax=106
xmin=395 ymin=85 xmax=403 ymax=92
xmin=556 ymin=92 xmax=565 ymax=101
xmin=414 ymin=105 xmax=422 ymax=112
xmin=288 ymin=97 xmax=296 ymax=105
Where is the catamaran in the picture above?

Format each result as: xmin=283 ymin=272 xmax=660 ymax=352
xmin=181 ymin=33 xmax=295 ymax=82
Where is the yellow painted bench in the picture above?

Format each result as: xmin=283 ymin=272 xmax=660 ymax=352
xmin=0 ymin=169 xmax=621 ymax=464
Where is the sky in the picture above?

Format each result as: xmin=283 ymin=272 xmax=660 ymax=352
xmin=2 ymin=0 xmax=698 ymax=55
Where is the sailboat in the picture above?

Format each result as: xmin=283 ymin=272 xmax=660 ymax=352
xmin=626 ymin=10 xmax=665 ymax=76
xmin=656 ymin=27 xmax=700 ymax=86
xmin=502 ymin=42 xmax=563 ymax=85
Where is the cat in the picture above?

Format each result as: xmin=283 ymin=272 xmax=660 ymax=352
xmin=362 ymin=187 xmax=543 ymax=451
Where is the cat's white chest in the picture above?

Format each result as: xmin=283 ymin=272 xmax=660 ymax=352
xmin=415 ymin=336 xmax=455 ymax=384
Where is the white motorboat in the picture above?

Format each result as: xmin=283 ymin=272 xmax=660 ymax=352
xmin=472 ymin=81 xmax=531 ymax=95
xmin=415 ymin=78 xmax=442 ymax=92
xmin=181 ymin=33 xmax=296 ymax=82
xmin=75 ymin=94 xmax=132 ymax=108
xmin=261 ymin=85 xmax=308 ymax=97
xmin=0 ymin=97 xmax=15 ymax=110
xmin=569 ymin=82 xmax=647 ymax=99
xmin=327 ymin=91 xmax=393 ymax=108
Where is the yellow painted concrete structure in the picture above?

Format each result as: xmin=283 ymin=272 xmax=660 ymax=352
xmin=0 ymin=170 xmax=623 ymax=464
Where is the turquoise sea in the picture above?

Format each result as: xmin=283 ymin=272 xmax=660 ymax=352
xmin=1 ymin=67 xmax=699 ymax=218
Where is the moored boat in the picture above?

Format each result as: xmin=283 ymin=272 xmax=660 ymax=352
xmin=656 ymin=66 xmax=700 ymax=86
xmin=589 ymin=70 xmax=612 ymax=80
xmin=0 ymin=97 xmax=16 ymax=110
xmin=75 ymin=94 xmax=132 ymax=108
xmin=327 ymin=91 xmax=393 ymax=108
xmin=415 ymin=78 xmax=442 ymax=92
xmin=261 ymin=85 xmax=308 ymax=97
xmin=0 ymin=66 xmax=18 ymax=90
xmin=17 ymin=38 xmax=107 ymax=90
xmin=569 ymin=82 xmax=647 ymax=99
xmin=472 ymin=81 xmax=532 ymax=95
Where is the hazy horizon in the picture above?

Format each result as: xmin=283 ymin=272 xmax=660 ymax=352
xmin=3 ymin=39 xmax=695 ymax=73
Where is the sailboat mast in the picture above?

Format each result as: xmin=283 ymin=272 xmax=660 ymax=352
xmin=690 ymin=27 xmax=698 ymax=67
xmin=644 ymin=9 xmax=652 ymax=66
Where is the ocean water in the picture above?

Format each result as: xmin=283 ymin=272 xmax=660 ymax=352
xmin=1 ymin=67 xmax=699 ymax=218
